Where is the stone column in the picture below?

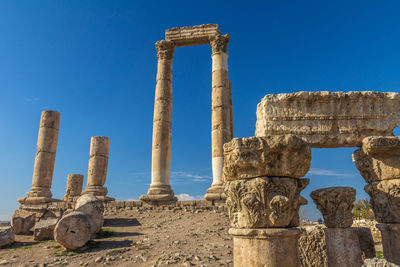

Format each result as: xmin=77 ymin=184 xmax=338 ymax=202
xmin=310 ymin=187 xmax=363 ymax=267
xmin=353 ymin=136 xmax=400 ymax=264
xmin=224 ymin=136 xmax=311 ymax=267
xmin=205 ymin=34 xmax=232 ymax=202
xmin=63 ymin=174 xmax=84 ymax=203
xmin=82 ymin=136 xmax=114 ymax=201
xmin=19 ymin=110 xmax=60 ymax=205
xmin=141 ymin=40 xmax=177 ymax=203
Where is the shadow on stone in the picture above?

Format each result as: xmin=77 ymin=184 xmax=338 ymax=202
xmin=104 ymin=218 xmax=141 ymax=227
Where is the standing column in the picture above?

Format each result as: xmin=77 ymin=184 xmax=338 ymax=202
xmin=140 ymin=40 xmax=177 ymax=203
xmin=63 ymin=174 xmax=84 ymax=203
xmin=82 ymin=136 xmax=114 ymax=201
xmin=19 ymin=110 xmax=60 ymax=205
xmin=205 ymin=34 xmax=232 ymax=202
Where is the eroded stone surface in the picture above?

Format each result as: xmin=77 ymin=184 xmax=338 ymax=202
xmin=225 ymin=176 xmax=309 ymax=228
xmin=63 ymin=174 xmax=84 ymax=202
xmin=75 ymin=195 xmax=104 ymax=235
xmin=0 ymin=226 xmax=14 ymax=248
xmin=222 ymin=135 xmax=311 ymax=181
xmin=11 ymin=210 xmax=35 ymax=234
xmin=354 ymin=137 xmax=400 ymax=183
xmin=376 ymin=223 xmax=400 ymax=265
xmin=365 ymin=180 xmax=400 ymax=223
xmin=299 ymin=225 xmax=328 ymax=267
xmin=33 ymin=217 xmax=58 ymax=241
xmin=311 ymin=187 xmax=356 ymax=228
xmin=255 ymin=91 xmax=400 ymax=148
xmin=354 ymin=227 xmax=376 ymax=260
xmin=165 ymin=24 xmax=220 ymax=47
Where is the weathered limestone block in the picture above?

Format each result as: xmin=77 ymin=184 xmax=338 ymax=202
xmin=364 ymin=180 xmax=400 ymax=223
xmin=33 ymin=217 xmax=59 ymax=241
xmin=54 ymin=211 xmax=93 ymax=250
xmin=0 ymin=226 xmax=15 ymax=248
xmin=225 ymin=176 xmax=309 ymax=228
xmin=362 ymin=258 xmax=399 ymax=267
xmin=63 ymin=174 xmax=84 ymax=202
xmin=354 ymin=227 xmax=376 ymax=259
xmin=324 ymin=228 xmax=363 ymax=267
xmin=229 ymin=228 xmax=301 ymax=267
xmin=11 ymin=210 xmax=36 ymax=234
xmin=311 ymin=187 xmax=356 ymax=228
xmin=354 ymin=137 xmax=400 ymax=183
xmin=74 ymin=195 xmax=104 ymax=235
xmin=255 ymin=91 xmax=400 ymax=148
xmin=376 ymin=223 xmax=400 ymax=265
xmin=165 ymin=24 xmax=220 ymax=47
xmin=298 ymin=225 xmax=328 ymax=267
xmin=222 ymin=135 xmax=311 ymax=181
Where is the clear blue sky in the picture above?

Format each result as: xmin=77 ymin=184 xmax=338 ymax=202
xmin=1 ymin=1 xmax=399 ymax=221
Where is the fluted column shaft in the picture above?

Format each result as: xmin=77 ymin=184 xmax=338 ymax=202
xmin=19 ymin=110 xmax=60 ymax=204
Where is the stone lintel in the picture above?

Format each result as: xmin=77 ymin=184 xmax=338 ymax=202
xmin=165 ymin=24 xmax=220 ymax=47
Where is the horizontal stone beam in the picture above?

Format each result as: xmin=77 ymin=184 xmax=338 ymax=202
xmin=165 ymin=24 xmax=220 ymax=47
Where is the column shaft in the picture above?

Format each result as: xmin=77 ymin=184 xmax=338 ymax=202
xmin=141 ymin=40 xmax=176 ymax=203
xmin=19 ymin=110 xmax=60 ymax=204
xmin=63 ymin=174 xmax=84 ymax=202
xmin=82 ymin=136 xmax=113 ymax=201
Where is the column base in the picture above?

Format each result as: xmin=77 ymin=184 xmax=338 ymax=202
xmin=81 ymin=186 xmax=115 ymax=201
xmin=204 ymin=184 xmax=226 ymax=201
xmin=140 ymin=184 xmax=177 ymax=204
xmin=324 ymin=228 xmax=363 ymax=267
xmin=229 ymin=228 xmax=300 ymax=267
xmin=377 ymin=223 xmax=400 ymax=265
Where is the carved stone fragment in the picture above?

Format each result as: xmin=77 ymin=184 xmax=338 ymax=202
xmin=165 ymin=24 xmax=220 ymax=47
xmin=225 ymin=176 xmax=309 ymax=228
xmin=365 ymin=180 xmax=400 ymax=223
xmin=310 ymin=187 xmax=356 ymax=228
xmin=255 ymin=91 xmax=400 ymax=148
xmin=299 ymin=225 xmax=328 ymax=267
xmin=222 ymin=135 xmax=311 ymax=181
xmin=354 ymin=137 xmax=400 ymax=183
xmin=11 ymin=210 xmax=36 ymax=234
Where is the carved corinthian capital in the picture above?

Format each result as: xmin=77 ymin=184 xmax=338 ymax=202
xmin=155 ymin=40 xmax=175 ymax=60
xmin=310 ymin=187 xmax=356 ymax=228
xmin=365 ymin=180 xmax=400 ymax=223
xmin=222 ymin=135 xmax=311 ymax=181
xmin=225 ymin=176 xmax=309 ymax=228
xmin=210 ymin=34 xmax=229 ymax=54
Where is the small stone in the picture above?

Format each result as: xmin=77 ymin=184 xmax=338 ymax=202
xmin=95 ymin=256 xmax=103 ymax=263
xmin=0 ymin=260 xmax=8 ymax=265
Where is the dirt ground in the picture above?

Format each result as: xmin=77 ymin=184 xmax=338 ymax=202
xmin=0 ymin=208 xmax=233 ymax=267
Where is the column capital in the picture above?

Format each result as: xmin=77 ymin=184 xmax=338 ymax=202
xmin=210 ymin=34 xmax=229 ymax=54
xmin=155 ymin=40 xmax=175 ymax=60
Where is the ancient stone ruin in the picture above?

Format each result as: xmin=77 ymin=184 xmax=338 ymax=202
xmin=140 ymin=24 xmax=234 ymax=204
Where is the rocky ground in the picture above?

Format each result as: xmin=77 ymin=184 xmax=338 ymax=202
xmin=0 ymin=207 xmax=233 ymax=267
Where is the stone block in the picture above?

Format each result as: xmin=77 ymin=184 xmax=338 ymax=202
xmin=299 ymin=225 xmax=327 ymax=267
xmin=33 ymin=217 xmax=59 ymax=241
xmin=11 ymin=210 xmax=36 ymax=234
xmin=165 ymin=24 xmax=220 ymax=47
xmin=0 ymin=226 xmax=15 ymax=248
xmin=223 ymin=135 xmax=311 ymax=181
xmin=255 ymin=91 xmax=400 ymax=148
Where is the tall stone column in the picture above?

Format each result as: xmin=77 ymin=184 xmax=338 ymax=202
xmin=63 ymin=174 xmax=84 ymax=203
xmin=224 ymin=136 xmax=311 ymax=267
xmin=82 ymin=136 xmax=114 ymax=201
xmin=19 ymin=110 xmax=60 ymax=205
xmin=205 ymin=34 xmax=232 ymax=202
xmin=311 ymin=187 xmax=363 ymax=267
xmin=141 ymin=40 xmax=177 ymax=203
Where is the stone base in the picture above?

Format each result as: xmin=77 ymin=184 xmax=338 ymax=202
xmin=324 ymin=228 xmax=363 ymax=267
xmin=204 ymin=184 xmax=226 ymax=201
xmin=140 ymin=184 xmax=177 ymax=204
xmin=377 ymin=223 xmax=400 ymax=265
xmin=18 ymin=196 xmax=61 ymax=205
xmin=229 ymin=228 xmax=300 ymax=267
xmin=81 ymin=186 xmax=114 ymax=201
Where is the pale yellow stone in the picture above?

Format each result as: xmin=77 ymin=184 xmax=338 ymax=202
xmin=63 ymin=174 xmax=84 ymax=202
xmin=255 ymin=91 xmax=400 ymax=148
xmin=165 ymin=24 xmax=220 ymax=47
